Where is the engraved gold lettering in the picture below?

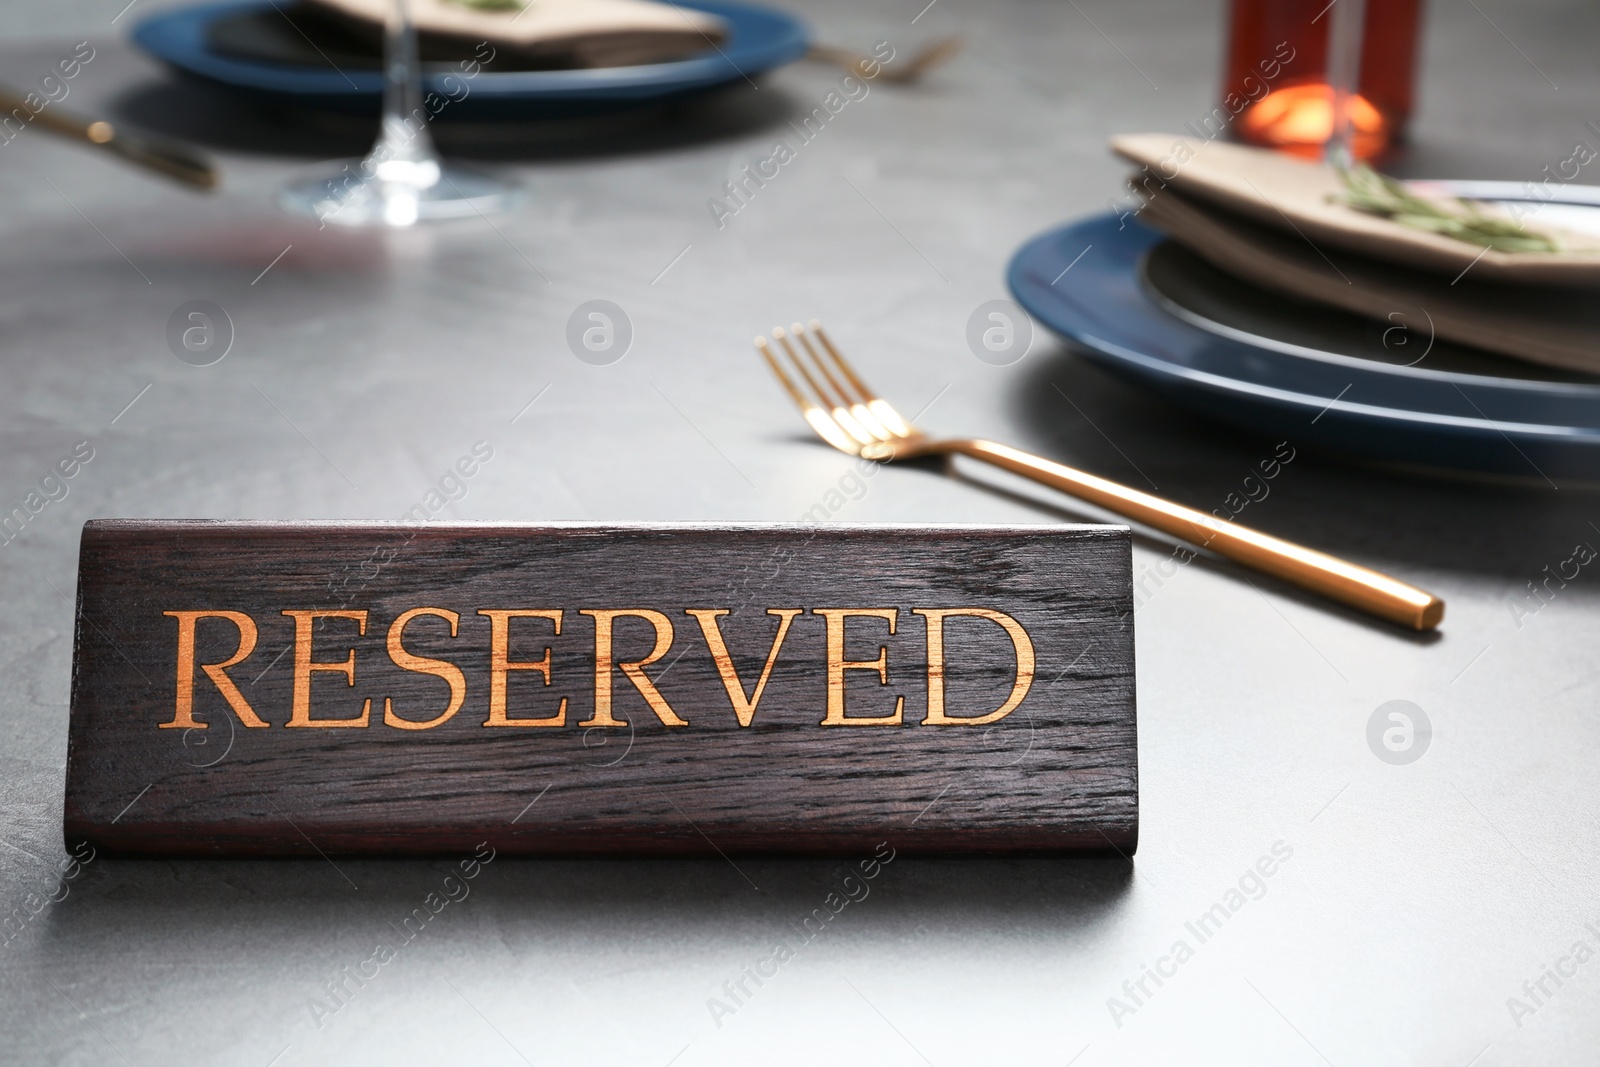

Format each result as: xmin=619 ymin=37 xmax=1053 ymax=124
xmin=283 ymin=610 xmax=371 ymax=727
xmin=167 ymin=601 xmax=1042 ymax=732
xmin=686 ymin=608 xmax=801 ymax=727
xmin=813 ymin=608 xmax=904 ymax=726
xmin=477 ymin=609 xmax=566 ymax=727
xmin=161 ymin=610 xmax=266 ymax=729
xmin=383 ymin=607 xmax=466 ymax=730
xmin=913 ymin=608 xmax=1035 ymax=725
xmin=579 ymin=609 xmax=686 ymax=727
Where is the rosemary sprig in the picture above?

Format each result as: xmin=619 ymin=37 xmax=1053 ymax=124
xmin=1335 ymin=163 xmax=1560 ymax=253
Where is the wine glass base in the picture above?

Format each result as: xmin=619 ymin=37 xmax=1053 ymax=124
xmin=280 ymin=163 xmax=519 ymax=227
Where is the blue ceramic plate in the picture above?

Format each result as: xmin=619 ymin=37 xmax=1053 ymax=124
xmin=130 ymin=0 xmax=808 ymax=119
xmin=1007 ymin=211 xmax=1600 ymax=480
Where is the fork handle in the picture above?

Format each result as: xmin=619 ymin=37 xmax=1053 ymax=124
xmin=956 ymin=439 xmax=1444 ymax=630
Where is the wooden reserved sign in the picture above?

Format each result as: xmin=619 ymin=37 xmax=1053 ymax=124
xmin=64 ymin=521 xmax=1137 ymax=856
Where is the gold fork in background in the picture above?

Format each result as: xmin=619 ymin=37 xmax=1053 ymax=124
xmin=755 ymin=321 xmax=1445 ymax=631
xmin=806 ymin=37 xmax=963 ymax=85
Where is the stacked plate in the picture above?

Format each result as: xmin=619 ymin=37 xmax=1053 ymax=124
xmin=1008 ymin=183 xmax=1600 ymax=480
xmin=131 ymin=0 xmax=807 ymax=119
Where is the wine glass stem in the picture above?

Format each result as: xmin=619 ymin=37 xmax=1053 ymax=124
xmin=366 ymin=0 xmax=439 ymax=171
xmin=1325 ymin=0 xmax=1366 ymax=169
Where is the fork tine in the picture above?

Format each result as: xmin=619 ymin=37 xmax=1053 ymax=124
xmin=773 ymin=328 xmax=876 ymax=446
xmin=754 ymin=334 xmax=811 ymax=411
xmin=809 ymin=320 xmax=914 ymax=437
xmin=754 ymin=334 xmax=860 ymax=455
xmin=790 ymin=323 xmax=892 ymax=441
xmin=788 ymin=323 xmax=857 ymax=408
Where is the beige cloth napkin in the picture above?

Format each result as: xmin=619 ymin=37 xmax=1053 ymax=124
xmin=303 ymin=0 xmax=726 ymax=69
xmin=1133 ymin=185 xmax=1600 ymax=375
xmin=1112 ymin=133 xmax=1600 ymax=287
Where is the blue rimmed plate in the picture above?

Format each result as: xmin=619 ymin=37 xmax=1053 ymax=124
xmin=130 ymin=0 xmax=808 ymax=119
xmin=1007 ymin=211 xmax=1600 ymax=480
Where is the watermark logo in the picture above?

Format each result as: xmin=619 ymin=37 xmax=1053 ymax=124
xmin=1508 ymin=539 xmax=1596 ymax=629
xmin=0 ymin=41 xmax=96 ymax=148
xmin=305 ymin=843 xmax=495 ymax=1031
xmin=566 ymin=300 xmax=632 ymax=366
xmin=167 ymin=300 xmax=233 ymax=366
xmin=1506 ymin=918 xmax=1600 ymax=1029
xmin=0 ymin=440 xmax=94 ymax=550
xmin=1131 ymin=440 xmax=1296 ymax=614
xmin=705 ymin=42 xmax=893 ymax=230
xmin=965 ymin=299 xmax=1033 ymax=366
xmin=1367 ymin=699 xmax=1431 ymax=765
xmin=0 ymin=842 xmax=95 ymax=951
xmin=706 ymin=842 xmax=895 ymax=1029
xmin=1368 ymin=305 xmax=1434 ymax=367
xmin=1106 ymin=839 xmax=1294 ymax=1028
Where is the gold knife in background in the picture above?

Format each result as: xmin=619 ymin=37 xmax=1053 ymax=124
xmin=0 ymin=87 xmax=218 ymax=190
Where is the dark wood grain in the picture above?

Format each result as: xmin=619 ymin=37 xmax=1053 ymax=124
xmin=64 ymin=520 xmax=1138 ymax=856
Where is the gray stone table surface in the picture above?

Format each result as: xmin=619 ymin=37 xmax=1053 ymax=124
xmin=2 ymin=0 xmax=1599 ymax=1063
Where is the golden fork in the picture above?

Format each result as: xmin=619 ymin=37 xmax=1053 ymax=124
xmin=755 ymin=321 xmax=1444 ymax=631
xmin=806 ymin=37 xmax=963 ymax=85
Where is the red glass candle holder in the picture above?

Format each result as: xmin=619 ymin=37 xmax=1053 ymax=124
xmin=1223 ymin=0 xmax=1423 ymax=160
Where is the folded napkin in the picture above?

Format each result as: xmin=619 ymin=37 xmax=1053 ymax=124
xmin=1133 ymin=184 xmax=1600 ymax=375
xmin=300 ymin=0 xmax=726 ymax=69
xmin=1112 ymin=134 xmax=1600 ymax=287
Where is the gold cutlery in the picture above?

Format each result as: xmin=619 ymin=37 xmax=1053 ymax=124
xmin=755 ymin=321 xmax=1444 ymax=631
xmin=0 ymin=87 xmax=218 ymax=190
xmin=806 ymin=36 xmax=962 ymax=85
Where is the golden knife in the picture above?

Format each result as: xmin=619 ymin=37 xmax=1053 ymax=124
xmin=0 ymin=87 xmax=218 ymax=190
